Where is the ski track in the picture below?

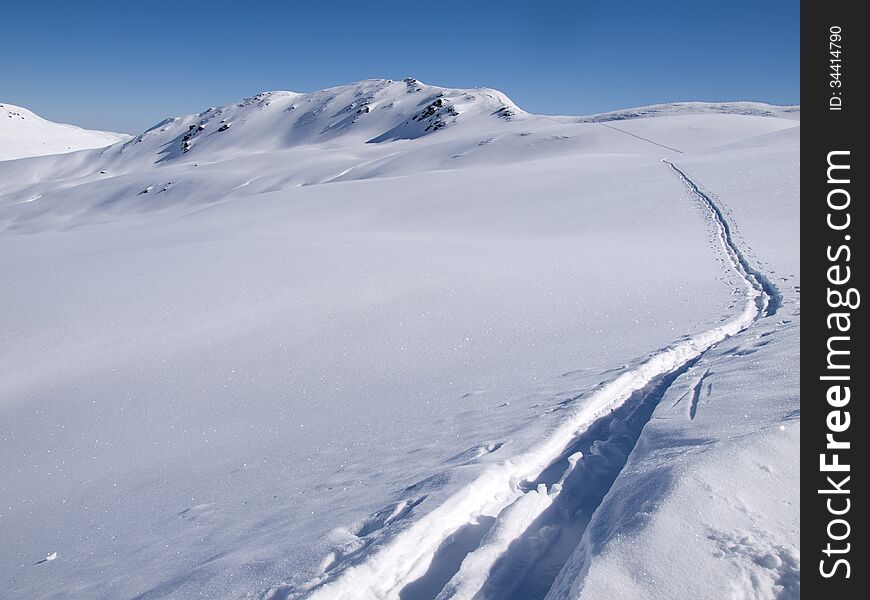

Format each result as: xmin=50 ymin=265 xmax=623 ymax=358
xmin=264 ymin=159 xmax=779 ymax=600
xmin=598 ymin=123 xmax=685 ymax=155
xmin=664 ymin=160 xmax=782 ymax=317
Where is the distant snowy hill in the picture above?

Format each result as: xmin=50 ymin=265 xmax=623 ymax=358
xmin=0 ymin=103 xmax=128 ymax=161
xmin=0 ymin=79 xmax=797 ymax=231
xmin=576 ymin=101 xmax=800 ymax=122
xmin=58 ymin=78 xmax=524 ymax=168
xmin=1 ymin=80 xmax=799 ymax=600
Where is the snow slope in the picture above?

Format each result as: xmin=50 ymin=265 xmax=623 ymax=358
xmin=0 ymin=80 xmax=799 ymax=600
xmin=0 ymin=103 xmax=129 ymax=161
xmin=548 ymin=129 xmax=800 ymax=600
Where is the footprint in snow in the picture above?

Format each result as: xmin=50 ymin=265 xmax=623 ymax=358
xmin=447 ymin=441 xmax=505 ymax=464
xmin=178 ymin=502 xmax=216 ymax=521
xmin=34 ymin=552 xmax=58 ymax=565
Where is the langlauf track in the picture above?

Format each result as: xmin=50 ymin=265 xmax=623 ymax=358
xmin=266 ymin=159 xmax=779 ymax=600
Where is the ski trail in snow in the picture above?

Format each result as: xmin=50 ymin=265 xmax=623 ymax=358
xmin=598 ymin=123 xmax=685 ymax=155
xmin=276 ymin=161 xmax=775 ymax=600
xmin=664 ymin=160 xmax=781 ymax=317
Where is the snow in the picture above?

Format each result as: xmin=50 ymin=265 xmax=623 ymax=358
xmin=0 ymin=79 xmax=799 ymax=599
xmin=576 ymin=101 xmax=800 ymax=122
xmin=0 ymin=104 xmax=129 ymax=161
xmin=34 ymin=552 xmax=58 ymax=565
xmin=548 ymin=128 xmax=800 ymax=600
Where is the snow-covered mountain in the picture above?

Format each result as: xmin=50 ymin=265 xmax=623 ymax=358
xmin=132 ymin=78 xmax=524 ymax=155
xmin=2 ymin=80 xmax=795 ymax=171
xmin=1 ymin=80 xmax=799 ymax=600
xmin=0 ymin=103 xmax=129 ymax=161
xmin=0 ymin=79 xmax=796 ymax=232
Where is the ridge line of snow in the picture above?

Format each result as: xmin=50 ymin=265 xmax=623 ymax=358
xmin=290 ymin=159 xmax=772 ymax=600
xmin=575 ymin=101 xmax=800 ymax=123
xmin=0 ymin=103 xmax=129 ymax=161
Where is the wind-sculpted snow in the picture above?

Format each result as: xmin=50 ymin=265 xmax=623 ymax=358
xmin=0 ymin=80 xmax=798 ymax=600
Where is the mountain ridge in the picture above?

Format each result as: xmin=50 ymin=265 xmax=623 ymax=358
xmin=4 ymin=80 xmax=799 ymax=168
xmin=0 ymin=80 xmax=800 ymax=232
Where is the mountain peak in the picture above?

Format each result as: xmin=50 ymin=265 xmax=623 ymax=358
xmin=111 ymin=79 xmax=525 ymax=164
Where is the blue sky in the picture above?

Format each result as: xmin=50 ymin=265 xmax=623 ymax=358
xmin=1 ymin=0 xmax=799 ymax=133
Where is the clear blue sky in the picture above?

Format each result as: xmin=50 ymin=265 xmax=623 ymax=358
xmin=1 ymin=0 xmax=799 ymax=134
